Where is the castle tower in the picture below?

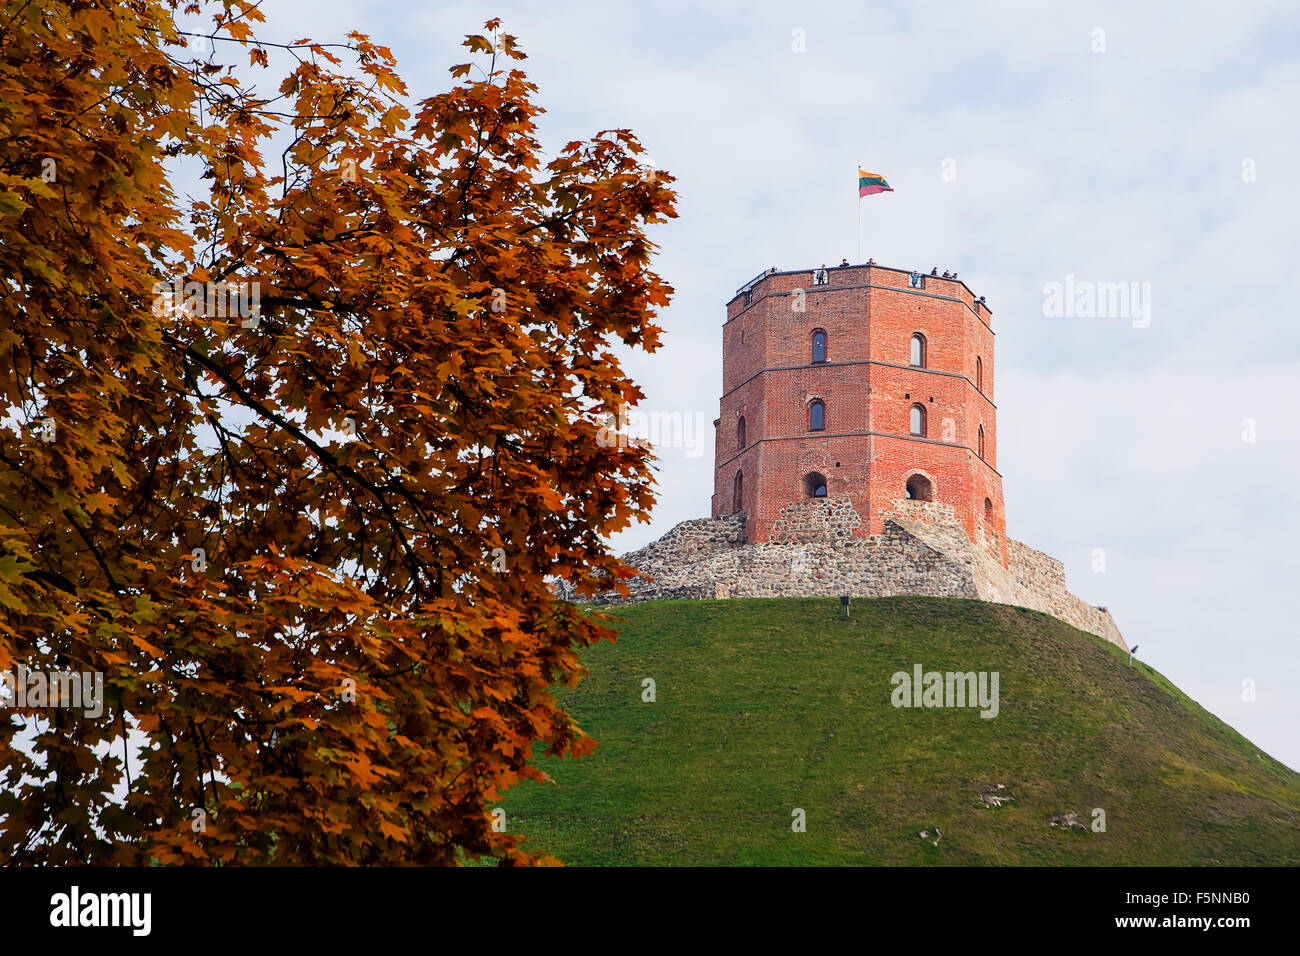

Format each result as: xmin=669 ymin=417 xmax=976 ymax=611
xmin=711 ymin=262 xmax=1008 ymax=566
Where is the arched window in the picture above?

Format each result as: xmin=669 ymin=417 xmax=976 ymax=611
xmin=976 ymin=356 xmax=983 ymax=392
xmin=809 ymin=400 xmax=825 ymax=431
xmin=910 ymin=333 xmax=926 ymax=368
xmin=910 ymin=403 xmax=926 ymax=437
xmin=737 ymin=416 xmax=746 ymax=449
xmin=984 ymin=497 xmax=993 ymax=522
xmin=733 ymin=471 xmax=743 ymax=513
xmin=977 ymin=424 xmax=985 ymax=459
xmin=805 ymin=472 xmax=827 ymax=498
xmin=811 ymin=330 xmax=827 ymax=364
xmin=905 ymin=474 xmax=933 ymax=502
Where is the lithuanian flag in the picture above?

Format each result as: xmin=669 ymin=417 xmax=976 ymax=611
xmin=859 ymin=169 xmax=893 ymax=197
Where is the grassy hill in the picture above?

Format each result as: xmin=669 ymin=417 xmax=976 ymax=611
xmin=500 ymin=597 xmax=1300 ymax=865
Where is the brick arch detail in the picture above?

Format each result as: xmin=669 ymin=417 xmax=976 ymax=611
xmin=900 ymin=466 xmax=937 ymax=498
xmin=795 ymin=449 xmax=838 ymax=498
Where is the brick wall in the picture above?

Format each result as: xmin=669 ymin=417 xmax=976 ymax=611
xmin=713 ymin=263 xmax=1006 ymax=565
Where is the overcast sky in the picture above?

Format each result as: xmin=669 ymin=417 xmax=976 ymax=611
xmin=239 ymin=0 xmax=1300 ymax=770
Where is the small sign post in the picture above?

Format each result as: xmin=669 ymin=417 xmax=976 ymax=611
xmin=840 ymin=595 xmax=850 ymax=619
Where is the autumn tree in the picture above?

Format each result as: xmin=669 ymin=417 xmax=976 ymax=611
xmin=0 ymin=0 xmax=674 ymax=864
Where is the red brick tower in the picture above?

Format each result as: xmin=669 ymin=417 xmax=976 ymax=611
xmin=710 ymin=263 xmax=1008 ymax=565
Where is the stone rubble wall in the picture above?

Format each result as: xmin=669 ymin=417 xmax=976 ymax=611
xmin=879 ymin=497 xmax=960 ymax=528
xmin=1002 ymin=540 xmax=1126 ymax=649
xmin=769 ymin=497 xmax=863 ymax=543
xmin=567 ymin=503 xmax=1127 ymax=651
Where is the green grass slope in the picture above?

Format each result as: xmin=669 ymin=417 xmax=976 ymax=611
xmin=501 ymin=597 xmax=1300 ymax=865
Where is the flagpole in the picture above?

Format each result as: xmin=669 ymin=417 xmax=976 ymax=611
xmin=857 ymin=168 xmax=862 ymax=263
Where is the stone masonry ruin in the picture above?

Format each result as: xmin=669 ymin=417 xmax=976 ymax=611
xmin=561 ymin=497 xmax=1127 ymax=651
